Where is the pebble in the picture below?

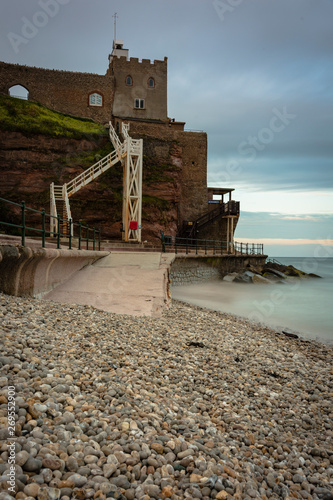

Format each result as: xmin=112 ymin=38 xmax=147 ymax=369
xmin=0 ymin=294 xmax=332 ymax=499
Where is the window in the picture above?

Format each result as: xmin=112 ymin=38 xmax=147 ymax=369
xmin=148 ymin=77 xmax=155 ymax=88
xmin=126 ymin=75 xmax=133 ymax=86
xmin=89 ymin=92 xmax=103 ymax=107
xmin=8 ymin=85 xmax=29 ymax=100
xmin=134 ymin=98 xmax=145 ymax=109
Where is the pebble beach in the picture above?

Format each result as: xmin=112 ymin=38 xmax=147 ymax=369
xmin=0 ymin=293 xmax=332 ymax=500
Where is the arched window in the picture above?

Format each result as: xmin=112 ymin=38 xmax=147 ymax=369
xmin=8 ymin=85 xmax=29 ymax=100
xmin=148 ymin=77 xmax=155 ymax=88
xmin=126 ymin=75 xmax=133 ymax=86
xmin=89 ymin=92 xmax=103 ymax=107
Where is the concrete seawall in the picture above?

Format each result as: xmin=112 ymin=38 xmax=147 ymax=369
xmin=0 ymin=244 xmax=266 ymax=316
xmin=0 ymin=245 xmax=109 ymax=297
xmin=0 ymin=245 xmax=175 ymax=317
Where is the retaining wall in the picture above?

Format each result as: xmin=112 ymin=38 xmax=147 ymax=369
xmin=0 ymin=245 xmax=109 ymax=297
xmin=170 ymin=254 xmax=267 ymax=286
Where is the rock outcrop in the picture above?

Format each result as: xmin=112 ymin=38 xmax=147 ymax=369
xmin=223 ymin=260 xmax=321 ymax=284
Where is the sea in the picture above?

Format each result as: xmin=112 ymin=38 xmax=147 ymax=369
xmin=171 ymin=257 xmax=333 ymax=345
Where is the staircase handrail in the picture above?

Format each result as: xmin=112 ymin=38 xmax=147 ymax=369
xmin=66 ymin=149 xmax=119 ymax=197
xmin=122 ymin=122 xmax=130 ymax=139
xmin=109 ymin=121 xmax=122 ymax=150
xmin=195 ymin=203 xmax=225 ymax=227
xmin=62 ymin=184 xmax=72 ymax=223
xmin=195 ymin=201 xmax=240 ymax=229
xmin=50 ymin=182 xmax=57 ymax=235
xmin=50 ymin=182 xmax=57 ymax=210
xmin=65 ymin=122 xmax=127 ymax=198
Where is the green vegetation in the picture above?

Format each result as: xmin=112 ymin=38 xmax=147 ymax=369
xmin=143 ymin=155 xmax=180 ymax=185
xmin=75 ymin=143 xmax=114 ymax=167
xmin=0 ymin=95 xmax=108 ymax=139
xmin=142 ymin=195 xmax=170 ymax=210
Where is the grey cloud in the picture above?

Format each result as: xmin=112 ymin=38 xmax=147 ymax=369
xmin=0 ymin=0 xmax=332 ymax=197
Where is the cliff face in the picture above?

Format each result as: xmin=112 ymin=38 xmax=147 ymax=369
xmin=0 ymin=130 xmax=182 ymax=241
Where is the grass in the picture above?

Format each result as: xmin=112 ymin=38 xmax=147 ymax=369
xmin=0 ymin=94 xmax=108 ymax=139
xmin=143 ymin=155 xmax=180 ymax=185
xmin=142 ymin=195 xmax=170 ymax=210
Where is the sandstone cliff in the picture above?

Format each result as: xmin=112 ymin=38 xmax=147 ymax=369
xmin=0 ymin=97 xmax=182 ymax=241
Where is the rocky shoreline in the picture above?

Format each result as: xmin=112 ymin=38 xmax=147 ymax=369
xmin=0 ymin=293 xmax=332 ymax=500
xmin=223 ymin=261 xmax=322 ymax=285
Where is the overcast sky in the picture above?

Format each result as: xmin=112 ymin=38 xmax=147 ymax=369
xmin=1 ymin=0 xmax=333 ymax=256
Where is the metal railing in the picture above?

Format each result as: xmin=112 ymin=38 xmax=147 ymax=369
xmin=179 ymin=201 xmax=240 ymax=238
xmin=0 ymin=197 xmax=101 ymax=250
xmin=161 ymin=233 xmax=264 ymax=256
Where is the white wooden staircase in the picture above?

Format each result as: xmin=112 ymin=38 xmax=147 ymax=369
xmin=50 ymin=122 xmax=143 ymax=242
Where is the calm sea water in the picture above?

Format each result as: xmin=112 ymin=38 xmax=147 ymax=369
xmin=171 ymin=257 xmax=333 ymax=345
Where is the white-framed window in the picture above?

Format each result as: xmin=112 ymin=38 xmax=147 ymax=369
xmin=134 ymin=98 xmax=145 ymax=109
xmin=89 ymin=92 xmax=103 ymax=107
xmin=126 ymin=75 xmax=133 ymax=86
xmin=148 ymin=77 xmax=155 ymax=88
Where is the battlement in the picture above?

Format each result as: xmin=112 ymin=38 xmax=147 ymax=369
xmin=111 ymin=55 xmax=167 ymax=68
xmin=111 ymin=50 xmax=168 ymax=123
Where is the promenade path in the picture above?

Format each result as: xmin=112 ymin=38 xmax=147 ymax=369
xmin=44 ymin=252 xmax=175 ymax=317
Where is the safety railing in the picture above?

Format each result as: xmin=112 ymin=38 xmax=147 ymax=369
xmin=66 ymin=149 xmax=120 ymax=197
xmin=161 ymin=233 xmax=264 ymax=256
xmin=0 ymin=197 xmax=102 ymax=250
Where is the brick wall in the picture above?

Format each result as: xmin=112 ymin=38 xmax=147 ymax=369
xmin=0 ymin=61 xmax=114 ymax=124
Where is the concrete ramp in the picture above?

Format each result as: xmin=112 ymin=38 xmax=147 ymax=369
xmin=44 ymin=252 xmax=175 ymax=317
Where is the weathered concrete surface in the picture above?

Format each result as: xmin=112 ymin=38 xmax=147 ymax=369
xmin=44 ymin=252 xmax=175 ymax=317
xmin=0 ymin=245 xmax=109 ymax=297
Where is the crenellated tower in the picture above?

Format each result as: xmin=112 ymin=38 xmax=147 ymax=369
xmin=109 ymin=40 xmax=168 ymax=123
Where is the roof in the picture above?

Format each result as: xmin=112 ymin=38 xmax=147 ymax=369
xmin=207 ymin=187 xmax=235 ymax=195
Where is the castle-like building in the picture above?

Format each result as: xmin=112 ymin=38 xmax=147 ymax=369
xmin=0 ymin=41 xmax=239 ymax=243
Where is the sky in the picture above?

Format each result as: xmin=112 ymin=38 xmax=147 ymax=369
xmin=1 ymin=0 xmax=333 ymax=257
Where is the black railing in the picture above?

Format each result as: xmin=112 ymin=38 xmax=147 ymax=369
xmin=179 ymin=201 xmax=240 ymax=238
xmin=0 ymin=197 xmax=101 ymax=251
xmin=161 ymin=233 xmax=264 ymax=256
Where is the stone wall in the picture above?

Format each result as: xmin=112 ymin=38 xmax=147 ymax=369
xmin=170 ymin=255 xmax=267 ymax=286
xmin=0 ymin=61 xmax=114 ymax=124
xmin=118 ymin=120 xmax=208 ymax=227
xmin=170 ymin=257 xmax=221 ymax=286
xmin=111 ymin=56 xmax=168 ymax=122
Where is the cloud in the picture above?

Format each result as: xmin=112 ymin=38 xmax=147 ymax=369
xmin=0 ymin=0 xmax=332 ymax=205
xmin=280 ymin=216 xmax=319 ymax=222
xmin=235 ymin=238 xmax=333 ymax=247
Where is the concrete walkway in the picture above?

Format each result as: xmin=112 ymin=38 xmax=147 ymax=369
xmin=44 ymin=252 xmax=175 ymax=317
